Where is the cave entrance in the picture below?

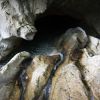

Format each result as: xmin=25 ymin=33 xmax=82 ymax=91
xmin=21 ymin=14 xmax=86 ymax=55
xmin=0 ymin=14 xmax=87 ymax=64
xmin=35 ymin=14 xmax=84 ymax=41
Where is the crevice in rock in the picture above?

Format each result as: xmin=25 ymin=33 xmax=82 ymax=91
xmin=39 ymin=53 xmax=64 ymax=100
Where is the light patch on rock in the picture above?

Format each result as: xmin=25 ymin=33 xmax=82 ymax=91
xmin=80 ymin=43 xmax=100 ymax=100
xmin=87 ymin=36 xmax=100 ymax=55
xmin=31 ymin=63 xmax=48 ymax=86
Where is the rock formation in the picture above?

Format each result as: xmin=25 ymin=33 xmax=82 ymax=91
xmin=0 ymin=51 xmax=30 ymax=100
xmin=0 ymin=0 xmax=47 ymax=60
xmin=0 ymin=0 xmax=100 ymax=100
xmin=0 ymin=27 xmax=100 ymax=100
xmin=1 ymin=0 xmax=100 ymax=60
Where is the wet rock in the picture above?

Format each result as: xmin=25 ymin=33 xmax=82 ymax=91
xmin=0 ymin=37 xmax=21 ymax=60
xmin=23 ymin=55 xmax=60 ymax=100
xmin=48 ymin=27 xmax=89 ymax=100
xmin=0 ymin=51 xmax=30 ymax=100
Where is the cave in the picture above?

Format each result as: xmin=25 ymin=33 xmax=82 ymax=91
xmin=0 ymin=1 xmax=100 ymax=100
xmin=0 ymin=13 xmax=89 ymax=64
xmin=20 ymin=14 xmax=88 ymax=55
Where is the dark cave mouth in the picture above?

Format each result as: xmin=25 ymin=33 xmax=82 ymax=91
xmin=0 ymin=14 xmax=88 ymax=64
xmin=34 ymin=14 xmax=86 ymax=39
xmin=20 ymin=14 xmax=88 ymax=54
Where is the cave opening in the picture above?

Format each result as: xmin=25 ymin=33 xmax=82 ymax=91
xmin=34 ymin=14 xmax=85 ymax=40
xmin=20 ymin=14 xmax=87 ymax=55
xmin=0 ymin=14 xmax=88 ymax=64
xmin=0 ymin=14 xmax=87 ymax=64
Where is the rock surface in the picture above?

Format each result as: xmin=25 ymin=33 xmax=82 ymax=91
xmin=0 ymin=51 xmax=30 ymax=100
xmin=0 ymin=51 xmax=60 ymax=100
xmin=0 ymin=27 xmax=100 ymax=100
xmin=87 ymin=36 xmax=100 ymax=55
xmin=37 ymin=29 xmax=100 ymax=100
xmin=48 ymin=27 xmax=89 ymax=100
xmin=24 ymin=55 xmax=60 ymax=100
xmin=57 ymin=27 xmax=88 ymax=52
xmin=0 ymin=0 xmax=47 ymax=60
xmin=49 ymin=63 xmax=88 ymax=100
xmin=80 ymin=49 xmax=100 ymax=100
xmin=79 ymin=36 xmax=100 ymax=100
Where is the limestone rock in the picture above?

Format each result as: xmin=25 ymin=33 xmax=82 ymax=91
xmin=57 ymin=27 xmax=88 ymax=54
xmin=0 ymin=51 xmax=30 ymax=100
xmin=48 ymin=27 xmax=89 ymax=100
xmin=49 ymin=63 xmax=88 ymax=100
xmin=0 ymin=0 xmax=47 ymax=40
xmin=80 ymin=36 xmax=100 ymax=100
xmin=23 ymin=55 xmax=60 ymax=100
xmin=87 ymin=36 xmax=100 ymax=55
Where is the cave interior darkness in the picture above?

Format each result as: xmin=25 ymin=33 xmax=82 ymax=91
xmin=20 ymin=14 xmax=89 ymax=54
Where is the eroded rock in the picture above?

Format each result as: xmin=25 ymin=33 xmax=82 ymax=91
xmin=23 ymin=55 xmax=60 ymax=100
xmin=57 ymin=27 xmax=88 ymax=53
xmin=80 ymin=48 xmax=100 ymax=100
xmin=48 ymin=27 xmax=89 ymax=100
xmin=0 ymin=0 xmax=47 ymax=60
xmin=0 ymin=37 xmax=21 ymax=60
xmin=49 ymin=63 xmax=88 ymax=100
xmin=0 ymin=51 xmax=30 ymax=100
xmin=0 ymin=23 xmax=100 ymax=100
